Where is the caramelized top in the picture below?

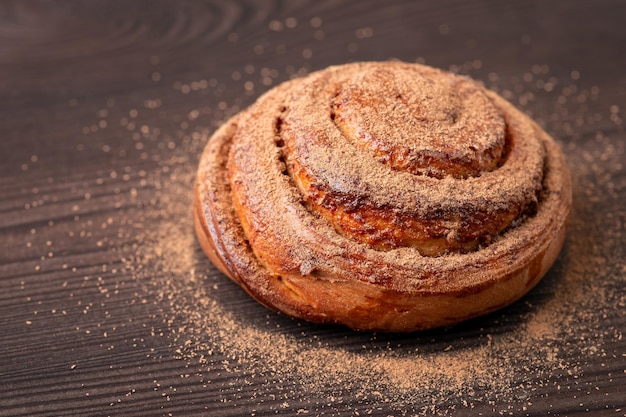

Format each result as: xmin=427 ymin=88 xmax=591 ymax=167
xmin=332 ymin=64 xmax=506 ymax=178
xmin=275 ymin=62 xmax=544 ymax=253
xmin=209 ymin=62 xmax=570 ymax=292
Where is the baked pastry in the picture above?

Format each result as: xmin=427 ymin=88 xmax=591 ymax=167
xmin=194 ymin=61 xmax=571 ymax=332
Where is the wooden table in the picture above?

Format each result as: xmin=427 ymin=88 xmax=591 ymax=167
xmin=2 ymin=1 xmax=625 ymax=416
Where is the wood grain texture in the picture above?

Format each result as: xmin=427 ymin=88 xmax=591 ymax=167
xmin=1 ymin=1 xmax=625 ymax=416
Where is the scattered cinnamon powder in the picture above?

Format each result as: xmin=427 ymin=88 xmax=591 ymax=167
xmin=121 ymin=61 xmax=624 ymax=415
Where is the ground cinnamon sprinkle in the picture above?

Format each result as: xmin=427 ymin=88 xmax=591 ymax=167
xmin=123 ymin=62 xmax=624 ymax=415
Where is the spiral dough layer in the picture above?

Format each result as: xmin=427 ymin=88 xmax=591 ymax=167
xmin=194 ymin=62 xmax=571 ymax=332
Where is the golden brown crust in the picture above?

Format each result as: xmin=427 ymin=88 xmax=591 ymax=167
xmin=193 ymin=61 xmax=572 ymax=332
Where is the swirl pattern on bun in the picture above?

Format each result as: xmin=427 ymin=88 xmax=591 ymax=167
xmin=194 ymin=62 xmax=571 ymax=332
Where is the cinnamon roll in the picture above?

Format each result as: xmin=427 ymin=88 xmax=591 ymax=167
xmin=194 ymin=61 xmax=571 ymax=332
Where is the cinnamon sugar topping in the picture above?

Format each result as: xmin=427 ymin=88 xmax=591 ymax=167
xmin=332 ymin=63 xmax=506 ymax=179
xmin=192 ymin=61 xmax=571 ymax=333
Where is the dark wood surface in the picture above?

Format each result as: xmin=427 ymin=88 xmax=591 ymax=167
xmin=1 ymin=1 xmax=625 ymax=416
